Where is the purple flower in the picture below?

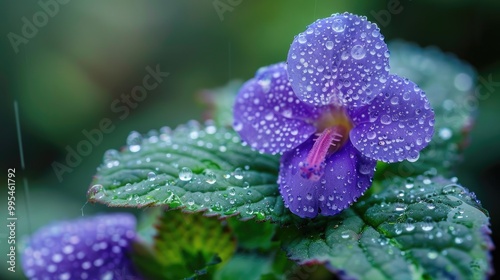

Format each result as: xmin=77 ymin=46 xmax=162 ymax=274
xmin=22 ymin=213 xmax=143 ymax=280
xmin=233 ymin=13 xmax=434 ymax=218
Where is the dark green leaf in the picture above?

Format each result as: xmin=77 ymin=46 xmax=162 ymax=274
xmin=214 ymin=253 xmax=276 ymax=280
xmin=228 ymin=218 xmax=277 ymax=251
xmin=385 ymin=41 xmax=477 ymax=177
xmin=281 ymin=175 xmax=492 ymax=280
xmin=132 ymin=210 xmax=235 ymax=279
xmin=87 ymin=121 xmax=296 ymax=223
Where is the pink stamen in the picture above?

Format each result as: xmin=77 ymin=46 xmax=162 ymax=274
xmin=300 ymin=126 xmax=345 ymax=181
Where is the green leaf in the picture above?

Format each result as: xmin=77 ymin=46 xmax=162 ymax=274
xmin=132 ymin=210 xmax=236 ymax=279
xmin=227 ymin=218 xmax=278 ymax=251
xmin=385 ymin=41 xmax=477 ymax=177
xmin=281 ymin=175 xmax=492 ymax=280
xmin=214 ymin=253 xmax=276 ymax=280
xmin=214 ymin=250 xmax=327 ymax=280
xmin=87 ymin=121 xmax=296 ymax=223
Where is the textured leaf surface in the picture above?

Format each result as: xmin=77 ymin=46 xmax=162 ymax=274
xmin=132 ymin=210 xmax=235 ymax=279
xmin=387 ymin=41 xmax=477 ymax=176
xmin=87 ymin=121 xmax=296 ymax=223
xmin=282 ymin=175 xmax=492 ymax=280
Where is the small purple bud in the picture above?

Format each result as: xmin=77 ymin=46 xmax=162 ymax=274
xmin=22 ymin=213 xmax=143 ymax=280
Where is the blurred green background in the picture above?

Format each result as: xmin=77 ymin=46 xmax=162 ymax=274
xmin=1 ymin=0 xmax=500 ymax=278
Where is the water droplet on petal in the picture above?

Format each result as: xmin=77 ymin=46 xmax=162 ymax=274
xmin=298 ymin=34 xmax=307 ymax=44
xmin=332 ymin=18 xmax=345 ymax=32
xmin=351 ymin=45 xmax=366 ymax=60
xmin=390 ymin=96 xmax=399 ymax=105
xmin=233 ymin=121 xmax=243 ymax=132
xmin=367 ymin=130 xmax=376 ymax=140
xmin=407 ymin=151 xmax=420 ymax=163
xmin=380 ymin=115 xmax=392 ymax=125
xmin=326 ymin=40 xmax=334 ymax=50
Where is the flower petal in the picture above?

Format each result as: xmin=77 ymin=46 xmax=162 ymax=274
xmin=22 ymin=214 xmax=142 ymax=280
xmin=287 ymin=12 xmax=389 ymax=108
xmin=233 ymin=62 xmax=322 ymax=154
xmin=279 ymin=139 xmax=376 ymax=218
xmin=350 ymin=74 xmax=435 ymax=162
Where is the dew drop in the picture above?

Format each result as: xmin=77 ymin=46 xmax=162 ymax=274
xmin=332 ymin=18 xmax=345 ymax=32
xmin=205 ymin=171 xmax=217 ymax=184
xmin=258 ymin=77 xmax=272 ymax=93
xmin=147 ymin=172 xmax=156 ymax=181
xmin=326 ymin=40 xmax=334 ymax=50
xmin=350 ymin=45 xmax=366 ymax=60
xmin=390 ymin=96 xmax=399 ymax=105
xmin=234 ymin=168 xmax=244 ymax=180
xmin=421 ymin=217 xmax=434 ymax=231
xmin=265 ymin=112 xmax=274 ymax=121
xmin=104 ymin=149 xmax=119 ymax=162
xmin=127 ymin=131 xmax=142 ymax=152
xmin=438 ymin=127 xmax=452 ymax=141
xmin=427 ymin=251 xmax=438 ymax=260
xmin=367 ymin=130 xmax=376 ymax=140
xmin=88 ymin=184 xmax=104 ymax=199
xmin=380 ymin=114 xmax=392 ymax=125
xmin=394 ymin=224 xmax=403 ymax=235
xmin=442 ymin=184 xmax=462 ymax=194
xmin=282 ymin=109 xmax=293 ymax=118
xmin=405 ymin=223 xmax=415 ymax=232
xmin=341 ymin=231 xmax=351 ymax=239
xmin=394 ymin=203 xmax=407 ymax=212
xmin=298 ymin=34 xmax=307 ymax=44
xmin=233 ymin=121 xmax=243 ymax=132
xmin=359 ymin=163 xmax=372 ymax=175
xmin=407 ymin=152 xmax=420 ymax=163
xmin=179 ymin=167 xmax=193 ymax=181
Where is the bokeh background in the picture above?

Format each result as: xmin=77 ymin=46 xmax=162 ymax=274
xmin=1 ymin=0 xmax=500 ymax=278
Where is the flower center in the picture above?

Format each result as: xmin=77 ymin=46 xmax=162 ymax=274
xmin=300 ymin=107 xmax=353 ymax=181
